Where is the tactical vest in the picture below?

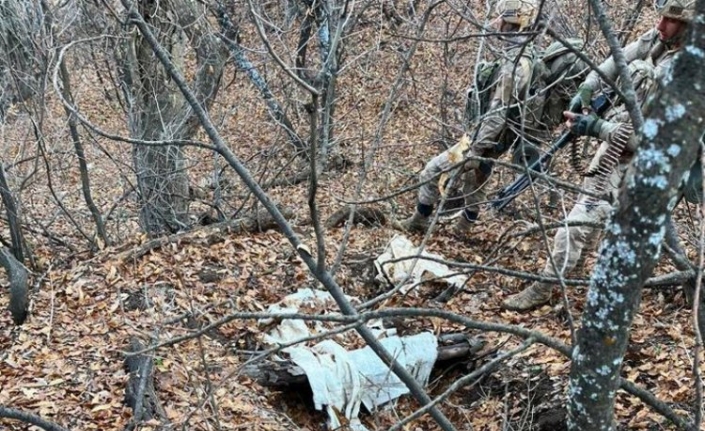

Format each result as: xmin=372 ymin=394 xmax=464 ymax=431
xmin=465 ymin=38 xmax=589 ymax=135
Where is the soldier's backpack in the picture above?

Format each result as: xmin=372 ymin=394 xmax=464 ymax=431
xmin=538 ymin=37 xmax=591 ymax=128
xmin=464 ymin=37 xmax=590 ymax=130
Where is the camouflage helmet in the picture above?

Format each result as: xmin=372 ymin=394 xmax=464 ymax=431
xmin=496 ymin=0 xmax=539 ymax=31
xmin=655 ymin=0 xmax=695 ymax=22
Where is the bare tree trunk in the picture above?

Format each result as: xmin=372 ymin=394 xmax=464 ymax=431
xmin=120 ymin=0 xmax=225 ymax=235
xmin=0 ymin=163 xmax=24 ymax=262
xmin=55 ymin=35 xmax=110 ymax=246
xmin=567 ymin=5 xmax=705 ymax=429
xmin=0 ymin=246 xmax=28 ymax=325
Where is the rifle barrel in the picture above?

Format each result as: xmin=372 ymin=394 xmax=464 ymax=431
xmin=490 ymin=130 xmax=575 ymax=211
xmin=489 ymin=92 xmax=614 ymax=212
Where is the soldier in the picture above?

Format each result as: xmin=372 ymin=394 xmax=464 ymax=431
xmin=501 ymin=0 xmax=693 ymax=312
xmin=396 ymin=0 xmax=550 ymax=235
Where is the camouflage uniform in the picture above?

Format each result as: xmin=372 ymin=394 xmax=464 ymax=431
xmin=397 ymin=0 xmax=549 ymax=234
xmin=416 ymin=44 xmax=548 ymax=217
xmin=502 ymin=31 xmax=682 ymax=311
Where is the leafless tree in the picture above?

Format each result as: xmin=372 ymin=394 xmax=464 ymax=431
xmin=117 ymin=0 xmax=226 ymax=235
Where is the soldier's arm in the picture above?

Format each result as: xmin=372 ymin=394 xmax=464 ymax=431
xmin=597 ymin=121 xmax=638 ymax=151
xmin=582 ymin=29 xmax=660 ymax=92
xmin=472 ymin=57 xmax=532 ymax=148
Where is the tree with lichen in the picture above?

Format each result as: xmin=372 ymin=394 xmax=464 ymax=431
xmin=568 ymin=1 xmax=705 ymax=429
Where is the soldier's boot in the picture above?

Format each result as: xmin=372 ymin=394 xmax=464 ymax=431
xmin=394 ymin=203 xmax=433 ymax=233
xmin=501 ymin=281 xmax=553 ymax=312
xmin=452 ymin=210 xmax=478 ymax=236
xmin=395 ymin=210 xmax=430 ymax=233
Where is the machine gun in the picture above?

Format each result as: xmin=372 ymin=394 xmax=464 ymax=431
xmin=490 ymin=92 xmax=614 ymax=212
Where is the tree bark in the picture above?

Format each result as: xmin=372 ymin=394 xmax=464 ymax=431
xmin=121 ymin=0 xmax=225 ymax=235
xmin=0 ymin=246 xmax=29 ymax=325
xmin=243 ymin=334 xmax=484 ymax=387
xmin=568 ymin=5 xmax=705 ymax=429
xmin=0 ymin=163 xmax=23 ymax=262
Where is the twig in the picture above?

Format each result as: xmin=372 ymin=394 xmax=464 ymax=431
xmin=0 ymin=406 xmax=71 ymax=431
xmin=389 ymin=338 xmax=535 ymax=431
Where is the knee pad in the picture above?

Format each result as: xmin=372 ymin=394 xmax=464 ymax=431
xmin=479 ymin=160 xmax=494 ymax=176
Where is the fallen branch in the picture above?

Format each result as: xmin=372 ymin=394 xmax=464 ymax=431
xmin=324 ymin=206 xmax=387 ymax=229
xmin=116 ymin=207 xmax=293 ymax=263
xmin=0 ymin=405 xmax=70 ymax=431
xmin=259 ymin=153 xmax=351 ymax=192
xmin=389 ymin=338 xmax=535 ymax=431
xmin=124 ymin=338 xmax=165 ymax=430
xmin=243 ymin=333 xmax=484 ymax=387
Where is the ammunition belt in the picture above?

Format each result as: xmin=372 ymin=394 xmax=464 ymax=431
xmin=582 ymin=123 xmax=633 ymax=206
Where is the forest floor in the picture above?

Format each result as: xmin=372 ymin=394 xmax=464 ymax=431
xmin=0 ymin=3 xmax=702 ymax=431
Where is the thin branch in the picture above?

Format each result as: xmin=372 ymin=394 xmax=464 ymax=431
xmin=389 ymin=338 xmax=535 ymax=431
xmin=246 ymin=0 xmax=319 ymax=95
xmin=0 ymin=406 xmax=70 ymax=431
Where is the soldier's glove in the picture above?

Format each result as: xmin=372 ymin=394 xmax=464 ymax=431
xmin=570 ymin=113 xmax=604 ymax=138
xmin=569 ymin=85 xmax=594 ymax=113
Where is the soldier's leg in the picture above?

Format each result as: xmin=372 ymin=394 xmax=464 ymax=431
xmin=454 ymin=148 xmax=500 ymax=234
xmin=501 ymin=177 xmax=612 ymax=311
xmin=397 ymin=150 xmax=457 ymax=232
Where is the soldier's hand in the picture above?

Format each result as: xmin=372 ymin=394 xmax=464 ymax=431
xmin=568 ymin=85 xmax=593 ymax=113
xmin=563 ymin=111 xmax=603 ymax=138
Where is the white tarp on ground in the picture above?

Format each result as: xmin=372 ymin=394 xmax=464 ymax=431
xmin=374 ymin=234 xmax=468 ymax=294
xmin=260 ymin=288 xmax=438 ymax=431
